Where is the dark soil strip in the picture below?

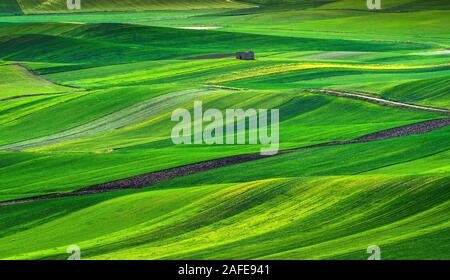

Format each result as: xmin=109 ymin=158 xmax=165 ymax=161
xmin=0 ymin=92 xmax=79 ymax=102
xmin=1 ymin=118 xmax=449 ymax=207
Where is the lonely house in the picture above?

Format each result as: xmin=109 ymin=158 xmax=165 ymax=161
xmin=236 ymin=51 xmax=255 ymax=60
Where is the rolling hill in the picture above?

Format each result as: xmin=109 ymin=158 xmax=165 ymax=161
xmin=0 ymin=0 xmax=448 ymax=260
xmin=0 ymin=0 xmax=21 ymax=15
xmin=16 ymin=0 xmax=251 ymax=14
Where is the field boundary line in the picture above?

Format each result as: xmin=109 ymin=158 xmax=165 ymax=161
xmin=306 ymin=89 xmax=450 ymax=114
xmin=13 ymin=63 xmax=81 ymax=90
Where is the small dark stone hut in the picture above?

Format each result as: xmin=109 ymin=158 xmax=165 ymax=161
xmin=236 ymin=51 xmax=255 ymax=60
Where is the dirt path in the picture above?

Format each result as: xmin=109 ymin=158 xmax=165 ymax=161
xmin=1 ymin=118 xmax=449 ymax=207
xmin=308 ymin=89 xmax=450 ymax=114
xmin=0 ymin=89 xmax=223 ymax=151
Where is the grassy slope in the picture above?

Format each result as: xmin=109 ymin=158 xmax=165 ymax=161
xmin=0 ymin=64 xmax=74 ymax=99
xmin=151 ymin=1 xmax=450 ymax=44
xmin=0 ymin=22 xmax=426 ymax=65
xmin=0 ymin=0 xmax=449 ymax=260
xmin=0 ymin=88 xmax=441 ymax=201
xmin=1 ymin=20 xmax=446 ymax=106
xmin=0 ymin=0 xmax=22 ymax=15
xmin=0 ymin=19 xmax=443 ymax=197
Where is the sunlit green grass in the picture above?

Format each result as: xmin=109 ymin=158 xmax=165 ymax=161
xmin=0 ymin=87 xmax=441 ymax=201
xmin=17 ymin=0 xmax=250 ymax=14
xmin=382 ymin=76 xmax=450 ymax=109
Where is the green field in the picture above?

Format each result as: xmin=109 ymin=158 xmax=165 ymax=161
xmin=16 ymin=0 xmax=251 ymax=14
xmin=0 ymin=0 xmax=449 ymax=260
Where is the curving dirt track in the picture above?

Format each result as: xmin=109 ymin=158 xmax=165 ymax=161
xmin=1 ymin=118 xmax=449 ymax=207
